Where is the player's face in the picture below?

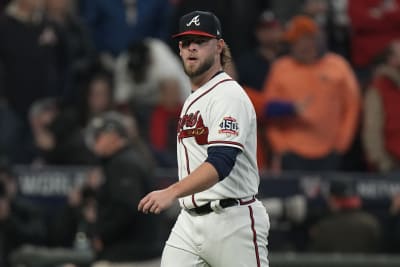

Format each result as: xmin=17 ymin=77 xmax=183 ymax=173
xmin=179 ymin=36 xmax=219 ymax=78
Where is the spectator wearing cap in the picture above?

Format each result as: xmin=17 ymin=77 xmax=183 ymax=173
xmin=308 ymin=179 xmax=382 ymax=253
xmin=236 ymin=10 xmax=283 ymax=92
xmin=236 ymin=11 xmax=284 ymax=170
xmin=256 ymin=15 xmax=361 ymax=171
xmin=85 ymin=111 xmax=162 ymax=267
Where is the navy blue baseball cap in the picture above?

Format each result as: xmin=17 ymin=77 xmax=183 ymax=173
xmin=173 ymin=11 xmax=222 ymax=39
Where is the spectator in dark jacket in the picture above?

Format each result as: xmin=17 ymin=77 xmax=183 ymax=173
xmin=44 ymin=0 xmax=96 ymax=105
xmin=85 ymin=111 xmax=162 ymax=266
xmin=0 ymin=0 xmax=67 ymax=118
xmin=50 ymin=168 xmax=101 ymax=248
xmin=236 ymin=10 xmax=283 ymax=92
xmin=0 ymin=0 xmax=68 ymax=163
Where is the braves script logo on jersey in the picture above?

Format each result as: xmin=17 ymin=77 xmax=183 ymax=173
xmin=186 ymin=15 xmax=200 ymax=26
xmin=219 ymin=116 xmax=239 ymax=136
xmin=178 ymin=111 xmax=208 ymax=145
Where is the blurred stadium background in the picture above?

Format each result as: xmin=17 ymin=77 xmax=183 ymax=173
xmin=1 ymin=0 xmax=400 ymax=266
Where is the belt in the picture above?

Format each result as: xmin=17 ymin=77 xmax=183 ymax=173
xmin=187 ymin=196 xmax=256 ymax=215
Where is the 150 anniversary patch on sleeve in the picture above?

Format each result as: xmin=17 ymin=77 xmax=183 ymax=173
xmin=218 ymin=116 xmax=239 ymax=136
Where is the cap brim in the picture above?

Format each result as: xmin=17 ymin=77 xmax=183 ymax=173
xmin=172 ymin=30 xmax=217 ymax=39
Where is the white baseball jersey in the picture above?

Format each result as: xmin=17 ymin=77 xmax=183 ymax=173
xmin=176 ymin=71 xmax=259 ymax=209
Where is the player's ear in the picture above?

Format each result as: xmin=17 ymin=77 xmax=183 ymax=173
xmin=216 ymin=39 xmax=225 ymax=53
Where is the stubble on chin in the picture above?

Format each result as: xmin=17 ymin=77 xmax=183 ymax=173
xmin=183 ymin=63 xmax=196 ymax=77
xmin=184 ymin=57 xmax=214 ymax=79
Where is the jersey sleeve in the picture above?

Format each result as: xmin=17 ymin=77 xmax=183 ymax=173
xmin=206 ymin=87 xmax=252 ymax=151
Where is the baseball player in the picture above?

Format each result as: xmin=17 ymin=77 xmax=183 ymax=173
xmin=138 ymin=10 xmax=270 ymax=267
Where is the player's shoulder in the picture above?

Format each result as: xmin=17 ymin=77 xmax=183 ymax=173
xmin=211 ymin=73 xmax=246 ymax=98
xmin=212 ymin=72 xmax=242 ymax=90
xmin=209 ymin=74 xmax=254 ymax=109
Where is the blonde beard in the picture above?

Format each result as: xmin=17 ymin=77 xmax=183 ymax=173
xmin=184 ymin=55 xmax=215 ymax=78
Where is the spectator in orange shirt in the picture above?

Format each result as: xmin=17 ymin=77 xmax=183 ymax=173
xmin=261 ymin=15 xmax=361 ymax=171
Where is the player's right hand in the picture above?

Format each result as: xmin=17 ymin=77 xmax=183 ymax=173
xmin=138 ymin=187 xmax=177 ymax=214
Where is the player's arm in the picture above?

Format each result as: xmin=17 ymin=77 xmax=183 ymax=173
xmin=170 ymin=146 xmax=240 ymax=195
xmin=171 ymin=161 xmax=219 ymax=196
xmin=138 ymin=146 xmax=240 ymax=214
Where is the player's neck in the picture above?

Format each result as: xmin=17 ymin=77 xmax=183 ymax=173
xmin=190 ymin=64 xmax=223 ymax=91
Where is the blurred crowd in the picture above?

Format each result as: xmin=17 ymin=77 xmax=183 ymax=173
xmin=1 ymin=0 xmax=400 ymax=266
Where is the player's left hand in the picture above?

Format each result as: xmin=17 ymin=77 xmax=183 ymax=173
xmin=138 ymin=188 xmax=177 ymax=214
